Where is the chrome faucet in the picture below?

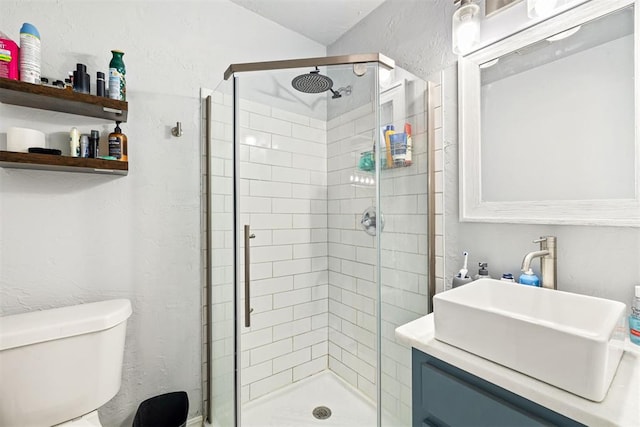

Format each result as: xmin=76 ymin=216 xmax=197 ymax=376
xmin=521 ymin=236 xmax=557 ymax=289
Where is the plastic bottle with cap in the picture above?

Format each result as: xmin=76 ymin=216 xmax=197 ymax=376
xmin=630 ymin=285 xmax=640 ymax=346
xmin=108 ymin=50 xmax=126 ymax=101
xmin=89 ymin=130 xmax=100 ymax=158
xmin=69 ymin=127 xmax=80 ymax=157
xmin=19 ymin=22 xmax=41 ymax=84
xmin=500 ymin=273 xmax=515 ymax=282
xmin=79 ymin=134 xmax=90 ymax=158
xmin=519 ymin=269 xmax=540 ymax=287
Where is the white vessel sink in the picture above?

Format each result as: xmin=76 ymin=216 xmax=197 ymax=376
xmin=433 ymin=278 xmax=626 ymax=401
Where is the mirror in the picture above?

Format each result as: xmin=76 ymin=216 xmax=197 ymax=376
xmin=458 ymin=0 xmax=639 ymax=226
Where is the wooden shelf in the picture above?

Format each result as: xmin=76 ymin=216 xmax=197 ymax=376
xmin=0 ymin=151 xmax=128 ymax=175
xmin=0 ymin=78 xmax=128 ymax=122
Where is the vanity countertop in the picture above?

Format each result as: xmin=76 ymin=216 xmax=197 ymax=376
xmin=396 ymin=314 xmax=640 ymax=427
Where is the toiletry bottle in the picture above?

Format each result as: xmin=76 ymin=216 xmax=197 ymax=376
xmin=108 ymin=122 xmax=127 ymax=161
xmin=404 ymin=123 xmax=413 ymax=166
xmin=73 ymin=63 xmax=90 ymax=94
xmin=474 ymin=262 xmax=491 ymax=280
xmin=501 ymin=273 xmax=515 ymax=282
xmin=79 ymin=134 xmax=90 ymax=158
xmin=383 ymin=125 xmax=394 ymax=169
xmin=630 ymin=285 xmax=640 ymax=346
xmin=0 ymin=31 xmax=19 ymax=80
xmin=89 ymin=130 xmax=100 ymax=158
xmin=19 ymin=23 xmax=41 ymax=84
xmin=519 ymin=269 xmax=540 ymax=286
xmin=108 ymin=50 xmax=126 ymax=101
xmin=96 ymin=72 xmax=106 ymax=97
xmin=69 ymin=127 xmax=80 ymax=157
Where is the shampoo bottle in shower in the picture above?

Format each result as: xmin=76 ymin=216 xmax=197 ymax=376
xmin=383 ymin=125 xmax=395 ymax=169
xmin=404 ymin=123 xmax=413 ymax=166
xmin=630 ymin=285 xmax=640 ymax=346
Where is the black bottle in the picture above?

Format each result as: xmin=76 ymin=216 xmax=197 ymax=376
xmin=96 ymin=72 xmax=105 ymax=97
xmin=89 ymin=130 xmax=100 ymax=158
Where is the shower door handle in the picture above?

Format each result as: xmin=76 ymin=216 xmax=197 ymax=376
xmin=244 ymin=225 xmax=255 ymax=327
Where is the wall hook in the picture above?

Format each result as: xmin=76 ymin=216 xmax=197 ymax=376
xmin=171 ymin=121 xmax=183 ymax=137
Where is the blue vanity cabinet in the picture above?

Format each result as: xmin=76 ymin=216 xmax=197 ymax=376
xmin=412 ymin=348 xmax=585 ymax=427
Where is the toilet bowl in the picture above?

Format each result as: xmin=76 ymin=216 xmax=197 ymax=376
xmin=0 ymin=299 xmax=132 ymax=427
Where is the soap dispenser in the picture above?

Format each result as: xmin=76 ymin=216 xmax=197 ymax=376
xmin=474 ymin=262 xmax=491 ymax=280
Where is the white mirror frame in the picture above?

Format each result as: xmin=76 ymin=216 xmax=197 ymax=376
xmin=459 ymin=0 xmax=640 ymax=226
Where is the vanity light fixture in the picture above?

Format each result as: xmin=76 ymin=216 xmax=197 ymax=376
xmin=545 ymin=25 xmax=581 ymax=41
xmin=527 ymin=0 xmax=559 ymax=18
xmin=452 ymin=0 xmax=481 ymax=55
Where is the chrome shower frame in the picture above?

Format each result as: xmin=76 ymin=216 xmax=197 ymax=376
xmin=223 ymin=53 xmax=395 ymax=80
xmin=206 ymin=53 xmax=436 ymax=427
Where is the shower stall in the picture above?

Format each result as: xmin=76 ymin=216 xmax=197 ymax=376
xmin=203 ymin=54 xmax=434 ymax=427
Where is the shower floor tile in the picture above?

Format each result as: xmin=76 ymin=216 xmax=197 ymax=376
xmin=242 ymin=370 xmax=376 ymax=427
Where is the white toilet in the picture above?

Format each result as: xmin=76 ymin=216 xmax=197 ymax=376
xmin=0 ymin=299 xmax=132 ymax=427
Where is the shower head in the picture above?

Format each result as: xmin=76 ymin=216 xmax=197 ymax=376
xmin=291 ymin=68 xmax=334 ymax=94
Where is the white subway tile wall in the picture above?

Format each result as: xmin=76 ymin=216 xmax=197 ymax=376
xmin=326 ymin=101 xmax=379 ymax=407
xmin=432 ymin=77 xmax=446 ymax=297
xmin=238 ymin=98 xmax=329 ymax=403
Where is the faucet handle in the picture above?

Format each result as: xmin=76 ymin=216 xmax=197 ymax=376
xmin=533 ymin=236 xmax=556 ymax=249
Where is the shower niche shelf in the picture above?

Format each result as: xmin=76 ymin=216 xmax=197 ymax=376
xmin=357 ymin=150 xmax=413 ymax=173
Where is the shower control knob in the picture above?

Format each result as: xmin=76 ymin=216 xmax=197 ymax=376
xmin=360 ymin=206 xmax=384 ymax=236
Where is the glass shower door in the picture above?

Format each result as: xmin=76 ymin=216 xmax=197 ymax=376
xmin=206 ymin=80 xmax=236 ymax=427
xmin=377 ymin=65 xmax=429 ymax=426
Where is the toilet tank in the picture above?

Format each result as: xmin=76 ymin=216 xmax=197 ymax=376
xmin=0 ymin=299 xmax=132 ymax=427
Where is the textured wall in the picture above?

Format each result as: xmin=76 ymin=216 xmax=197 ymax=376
xmin=328 ymin=0 xmax=457 ymax=82
xmin=0 ymin=1 xmax=324 ymax=425
xmin=330 ymin=0 xmax=640 ymax=308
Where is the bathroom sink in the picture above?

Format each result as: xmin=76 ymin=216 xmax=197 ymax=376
xmin=433 ymin=278 xmax=626 ymax=401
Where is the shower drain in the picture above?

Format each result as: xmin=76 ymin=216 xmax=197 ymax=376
xmin=312 ymin=406 xmax=332 ymax=420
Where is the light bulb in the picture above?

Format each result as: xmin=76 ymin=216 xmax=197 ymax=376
xmin=452 ymin=1 xmax=481 ymax=55
xmin=527 ymin=0 xmax=559 ymax=18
